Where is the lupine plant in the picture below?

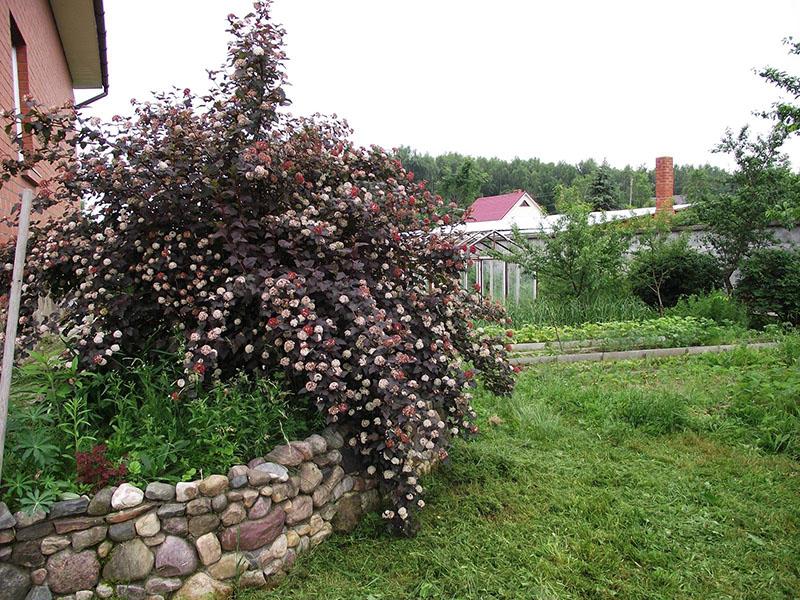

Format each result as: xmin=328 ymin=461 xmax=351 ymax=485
xmin=0 ymin=1 xmax=514 ymax=533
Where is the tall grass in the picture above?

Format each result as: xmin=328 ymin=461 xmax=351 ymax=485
xmin=504 ymin=294 xmax=656 ymax=328
xmin=247 ymin=344 xmax=800 ymax=600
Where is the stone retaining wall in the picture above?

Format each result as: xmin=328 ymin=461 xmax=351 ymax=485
xmin=0 ymin=427 xmax=380 ymax=600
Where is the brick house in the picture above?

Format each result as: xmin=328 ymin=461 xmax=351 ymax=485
xmin=0 ymin=0 xmax=107 ymax=241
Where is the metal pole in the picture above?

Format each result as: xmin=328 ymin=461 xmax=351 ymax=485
xmin=488 ymin=259 xmax=494 ymax=299
xmin=629 ymin=175 xmax=633 ymax=208
xmin=490 ymin=240 xmax=496 ymax=300
xmin=502 ymin=261 xmax=508 ymax=302
xmin=0 ymin=188 xmax=33 ymax=482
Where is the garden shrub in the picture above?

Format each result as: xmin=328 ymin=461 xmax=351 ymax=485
xmin=0 ymin=2 xmax=514 ymax=533
xmin=628 ymin=236 xmax=722 ymax=310
xmin=735 ymin=247 xmax=800 ymax=326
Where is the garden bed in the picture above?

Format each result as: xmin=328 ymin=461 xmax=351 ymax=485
xmin=0 ymin=428 xmax=388 ymax=600
xmin=483 ymin=315 xmax=782 ymax=349
xmin=2 ymin=349 xmax=319 ymax=516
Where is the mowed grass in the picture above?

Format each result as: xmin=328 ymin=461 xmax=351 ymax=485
xmin=248 ymin=341 xmax=800 ymax=600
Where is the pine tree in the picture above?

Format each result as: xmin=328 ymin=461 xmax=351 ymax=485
xmin=587 ymin=162 xmax=618 ymax=211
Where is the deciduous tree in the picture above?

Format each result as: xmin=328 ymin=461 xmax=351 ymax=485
xmin=503 ymin=187 xmax=629 ymax=299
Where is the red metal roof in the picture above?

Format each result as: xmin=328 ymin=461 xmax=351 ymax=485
xmin=466 ymin=190 xmax=527 ymax=222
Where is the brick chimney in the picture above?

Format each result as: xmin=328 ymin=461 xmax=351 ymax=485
xmin=655 ymin=156 xmax=674 ymax=214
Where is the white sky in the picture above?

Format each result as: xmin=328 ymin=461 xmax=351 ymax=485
xmin=82 ymin=0 xmax=800 ymax=171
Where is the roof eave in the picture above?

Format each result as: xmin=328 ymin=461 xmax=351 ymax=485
xmin=49 ymin=0 xmax=108 ymax=92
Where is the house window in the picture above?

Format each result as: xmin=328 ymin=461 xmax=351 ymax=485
xmin=10 ymin=17 xmax=29 ymax=160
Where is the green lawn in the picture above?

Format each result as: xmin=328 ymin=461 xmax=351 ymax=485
xmin=249 ymin=342 xmax=800 ymax=600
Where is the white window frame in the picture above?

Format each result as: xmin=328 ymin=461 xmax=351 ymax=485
xmin=10 ymin=43 xmax=23 ymax=161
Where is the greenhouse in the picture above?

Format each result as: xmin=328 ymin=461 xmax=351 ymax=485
xmin=455 ymin=188 xmax=682 ymax=302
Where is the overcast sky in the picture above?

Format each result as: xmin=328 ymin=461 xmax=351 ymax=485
xmin=82 ymin=0 xmax=800 ymax=171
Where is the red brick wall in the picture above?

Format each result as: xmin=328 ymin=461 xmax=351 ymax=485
xmin=655 ymin=156 xmax=674 ymax=214
xmin=0 ymin=0 xmax=75 ymax=243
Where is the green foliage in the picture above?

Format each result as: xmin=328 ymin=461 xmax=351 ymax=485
xmin=752 ymin=37 xmax=800 ymax=225
xmin=438 ymin=157 xmax=489 ymax=209
xmin=628 ymin=230 xmax=722 ymax=311
xmin=586 ymin=161 xmax=618 ymax=211
xmin=504 ymin=294 xmax=655 ymax=328
xmin=503 ymin=195 xmax=629 ymax=299
xmin=3 ymin=350 xmax=88 ymax=513
xmin=735 ymin=247 xmax=800 ymax=326
xmin=395 ymin=148 xmax=729 ymax=214
xmin=96 ymin=357 xmax=319 ymax=484
xmin=488 ymin=315 xmax=761 ymax=348
xmin=246 ymin=346 xmax=800 ymax=599
xmin=668 ymin=290 xmax=750 ymax=327
xmin=620 ymin=166 xmax=654 ymax=208
xmin=616 ymin=390 xmax=689 ymax=434
xmin=694 ymin=35 xmax=800 ymax=277
xmin=1 ymin=346 xmax=317 ymax=511
xmin=759 ymin=37 xmax=800 ymax=136
xmin=680 ymin=164 xmax=735 ymax=204
xmin=694 ymin=126 xmax=797 ymax=288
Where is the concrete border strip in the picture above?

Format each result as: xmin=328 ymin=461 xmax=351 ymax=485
xmin=509 ymin=342 xmax=780 ymax=365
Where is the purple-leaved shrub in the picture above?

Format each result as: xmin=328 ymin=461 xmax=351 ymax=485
xmin=0 ymin=1 xmax=515 ymax=534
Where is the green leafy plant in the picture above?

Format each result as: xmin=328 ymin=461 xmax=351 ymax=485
xmin=503 ymin=191 xmax=630 ymax=300
xmin=628 ymin=226 xmax=722 ymax=312
xmin=484 ymin=315 xmax=781 ymax=356
xmin=58 ymin=395 xmax=96 ymax=460
xmin=735 ymin=247 xmax=800 ymax=326
xmin=668 ymin=290 xmax=750 ymax=327
xmin=19 ymin=487 xmax=59 ymax=515
xmin=504 ymin=294 xmax=655 ymax=328
xmin=14 ymin=430 xmax=61 ymax=469
xmin=1 ymin=342 xmax=319 ymax=511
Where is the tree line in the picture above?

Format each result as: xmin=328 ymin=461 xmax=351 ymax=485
xmin=394 ymin=148 xmax=733 ymax=213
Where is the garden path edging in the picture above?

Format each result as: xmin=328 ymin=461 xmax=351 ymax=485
xmin=510 ymin=336 xmax=667 ymax=352
xmin=509 ymin=342 xmax=779 ymax=365
xmin=0 ymin=427 xmax=383 ymax=600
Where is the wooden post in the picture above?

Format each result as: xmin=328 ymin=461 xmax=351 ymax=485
xmin=0 ymin=188 xmax=33 ymax=483
xmin=532 ymin=273 xmax=538 ymax=300
xmin=478 ymin=260 xmax=484 ymax=297
xmin=514 ymin=263 xmax=520 ymax=304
